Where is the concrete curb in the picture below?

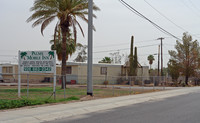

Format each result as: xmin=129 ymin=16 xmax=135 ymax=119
xmin=0 ymin=87 xmax=199 ymax=123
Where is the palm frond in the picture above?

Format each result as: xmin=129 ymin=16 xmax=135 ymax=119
xmin=74 ymin=18 xmax=84 ymax=37
xmin=41 ymin=16 xmax=56 ymax=35
xmin=27 ymin=10 xmax=57 ymax=22
xmin=31 ymin=16 xmax=46 ymax=27
xmin=72 ymin=20 xmax=77 ymax=43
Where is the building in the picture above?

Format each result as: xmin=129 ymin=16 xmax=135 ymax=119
xmin=0 ymin=62 xmax=149 ymax=85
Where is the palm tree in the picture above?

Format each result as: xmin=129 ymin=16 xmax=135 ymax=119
xmin=50 ymin=32 xmax=82 ymax=88
xmin=99 ymin=57 xmax=112 ymax=63
xmin=49 ymin=32 xmax=82 ymax=61
xmin=27 ymin=0 xmax=100 ymax=88
xmin=147 ymin=55 xmax=155 ymax=70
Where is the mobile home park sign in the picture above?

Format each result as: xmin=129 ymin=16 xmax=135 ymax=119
xmin=19 ymin=50 xmax=56 ymax=73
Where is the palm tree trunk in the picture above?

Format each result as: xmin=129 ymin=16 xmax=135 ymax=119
xmin=61 ymin=28 xmax=67 ymax=89
xmin=60 ymin=15 xmax=70 ymax=89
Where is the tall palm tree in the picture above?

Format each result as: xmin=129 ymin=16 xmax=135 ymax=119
xmin=27 ymin=0 xmax=100 ymax=88
xmin=147 ymin=55 xmax=155 ymax=70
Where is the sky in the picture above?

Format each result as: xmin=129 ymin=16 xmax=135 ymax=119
xmin=0 ymin=0 xmax=200 ymax=69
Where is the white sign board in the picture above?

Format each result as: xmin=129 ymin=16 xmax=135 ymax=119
xmin=19 ymin=50 xmax=56 ymax=73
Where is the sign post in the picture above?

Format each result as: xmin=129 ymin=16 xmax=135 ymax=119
xmin=18 ymin=50 xmax=56 ymax=98
xmin=18 ymin=51 xmax=21 ymax=98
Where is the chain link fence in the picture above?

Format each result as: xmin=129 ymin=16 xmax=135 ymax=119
xmin=0 ymin=73 xmax=174 ymax=101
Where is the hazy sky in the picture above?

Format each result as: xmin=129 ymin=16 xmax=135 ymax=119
xmin=0 ymin=0 xmax=200 ymax=68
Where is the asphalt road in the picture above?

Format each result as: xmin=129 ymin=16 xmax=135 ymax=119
xmin=47 ymin=91 xmax=200 ymax=123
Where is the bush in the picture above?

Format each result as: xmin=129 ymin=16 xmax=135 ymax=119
xmin=0 ymin=96 xmax=80 ymax=110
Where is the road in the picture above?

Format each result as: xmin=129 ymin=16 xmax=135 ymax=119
xmin=47 ymin=91 xmax=200 ymax=123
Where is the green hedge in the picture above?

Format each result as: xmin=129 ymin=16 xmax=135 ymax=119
xmin=0 ymin=96 xmax=79 ymax=110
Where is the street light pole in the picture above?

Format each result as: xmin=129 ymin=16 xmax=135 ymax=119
xmin=87 ymin=0 xmax=93 ymax=96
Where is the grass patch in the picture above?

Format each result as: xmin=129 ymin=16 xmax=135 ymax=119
xmin=0 ymin=96 xmax=79 ymax=110
xmin=0 ymin=86 xmax=159 ymax=110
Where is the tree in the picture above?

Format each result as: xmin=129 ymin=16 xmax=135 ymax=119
xmin=110 ymin=52 xmax=122 ymax=64
xmin=168 ymin=32 xmax=200 ymax=85
xmin=50 ymin=32 xmax=81 ymax=88
xmin=49 ymin=32 xmax=81 ymax=61
xmin=27 ymin=0 xmax=100 ymax=88
xmin=129 ymin=36 xmax=134 ymax=76
xmin=74 ymin=45 xmax=87 ymax=62
xmin=167 ymin=59 xmax=180 ymax=85
xmin=147 ymin=55 xmax=155 ymax=70
xmin=99 ymin=57 xmax=112 ymax=63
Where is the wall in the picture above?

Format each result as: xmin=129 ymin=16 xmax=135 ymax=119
xmin=75 ymin=63 xmax=122 ymax=84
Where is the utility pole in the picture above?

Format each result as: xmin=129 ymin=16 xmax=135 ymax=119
xmin=87 ymin=0 xmax=93 ymax=96
xmin=157 ymin=37 xmax=164 ymax=76
xmin=158 ymin=45 xmax=160 ymax=76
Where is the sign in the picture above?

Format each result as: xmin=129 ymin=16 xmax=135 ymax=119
xmin=19 ymin=50 xmax=56 ymax=73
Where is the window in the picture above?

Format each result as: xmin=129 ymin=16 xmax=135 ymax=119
xmin=66 ymin=66 xmax=72 ymax=74
xmin=6 ymin=67 xmax=13 ymax=73
xmin=101 ymin=67 xmax=107 ymax=75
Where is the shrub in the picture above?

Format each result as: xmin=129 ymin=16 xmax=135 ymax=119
xmin=0 ymin=96 xmax=80 ymax=110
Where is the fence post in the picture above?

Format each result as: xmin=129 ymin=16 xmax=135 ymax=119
xmin=153 ymin=76 xmax=155 ymax=90
xmin=53 ymin=74 xmax=56 ymax=100
xmin=27 ymin=74 xmax=29 ymax=98
xmin=63 ymin=75 xmax=66 ymax=99
xmin=142 ymin=77 xmax=144 ymax=91
xmin=112 ymin=85 xmax=114 ymax=96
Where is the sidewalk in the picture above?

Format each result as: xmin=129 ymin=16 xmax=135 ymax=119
xmin=0 ymin=87 xmax=200 ymax=123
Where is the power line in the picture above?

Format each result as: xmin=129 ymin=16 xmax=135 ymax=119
xmin=94 ymin=33 xmax=200 ymax=50
xmin=138 ymin=53 xmax=169 ymax=56
xmin=119 ymin=0 xmax=182 ymax=41
xmin=94 ymin=39 xmax=158 ymax=48
xmin=94 ymin=43 xmax=129 ymax=48
xmin=164 ymin=43 xmax=175 ymax=46
xmin=181 ymin=0 xmax=200 ymax=18
xmin=93 ymin=43 xmax=159 ymax=53
xmin=163 ymin=33 xmax=200 ymax=39
xmin=188 ymin=0 xmax=200 ymax=11
xmin=144 ymin=0 xmax=187 ymax=32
